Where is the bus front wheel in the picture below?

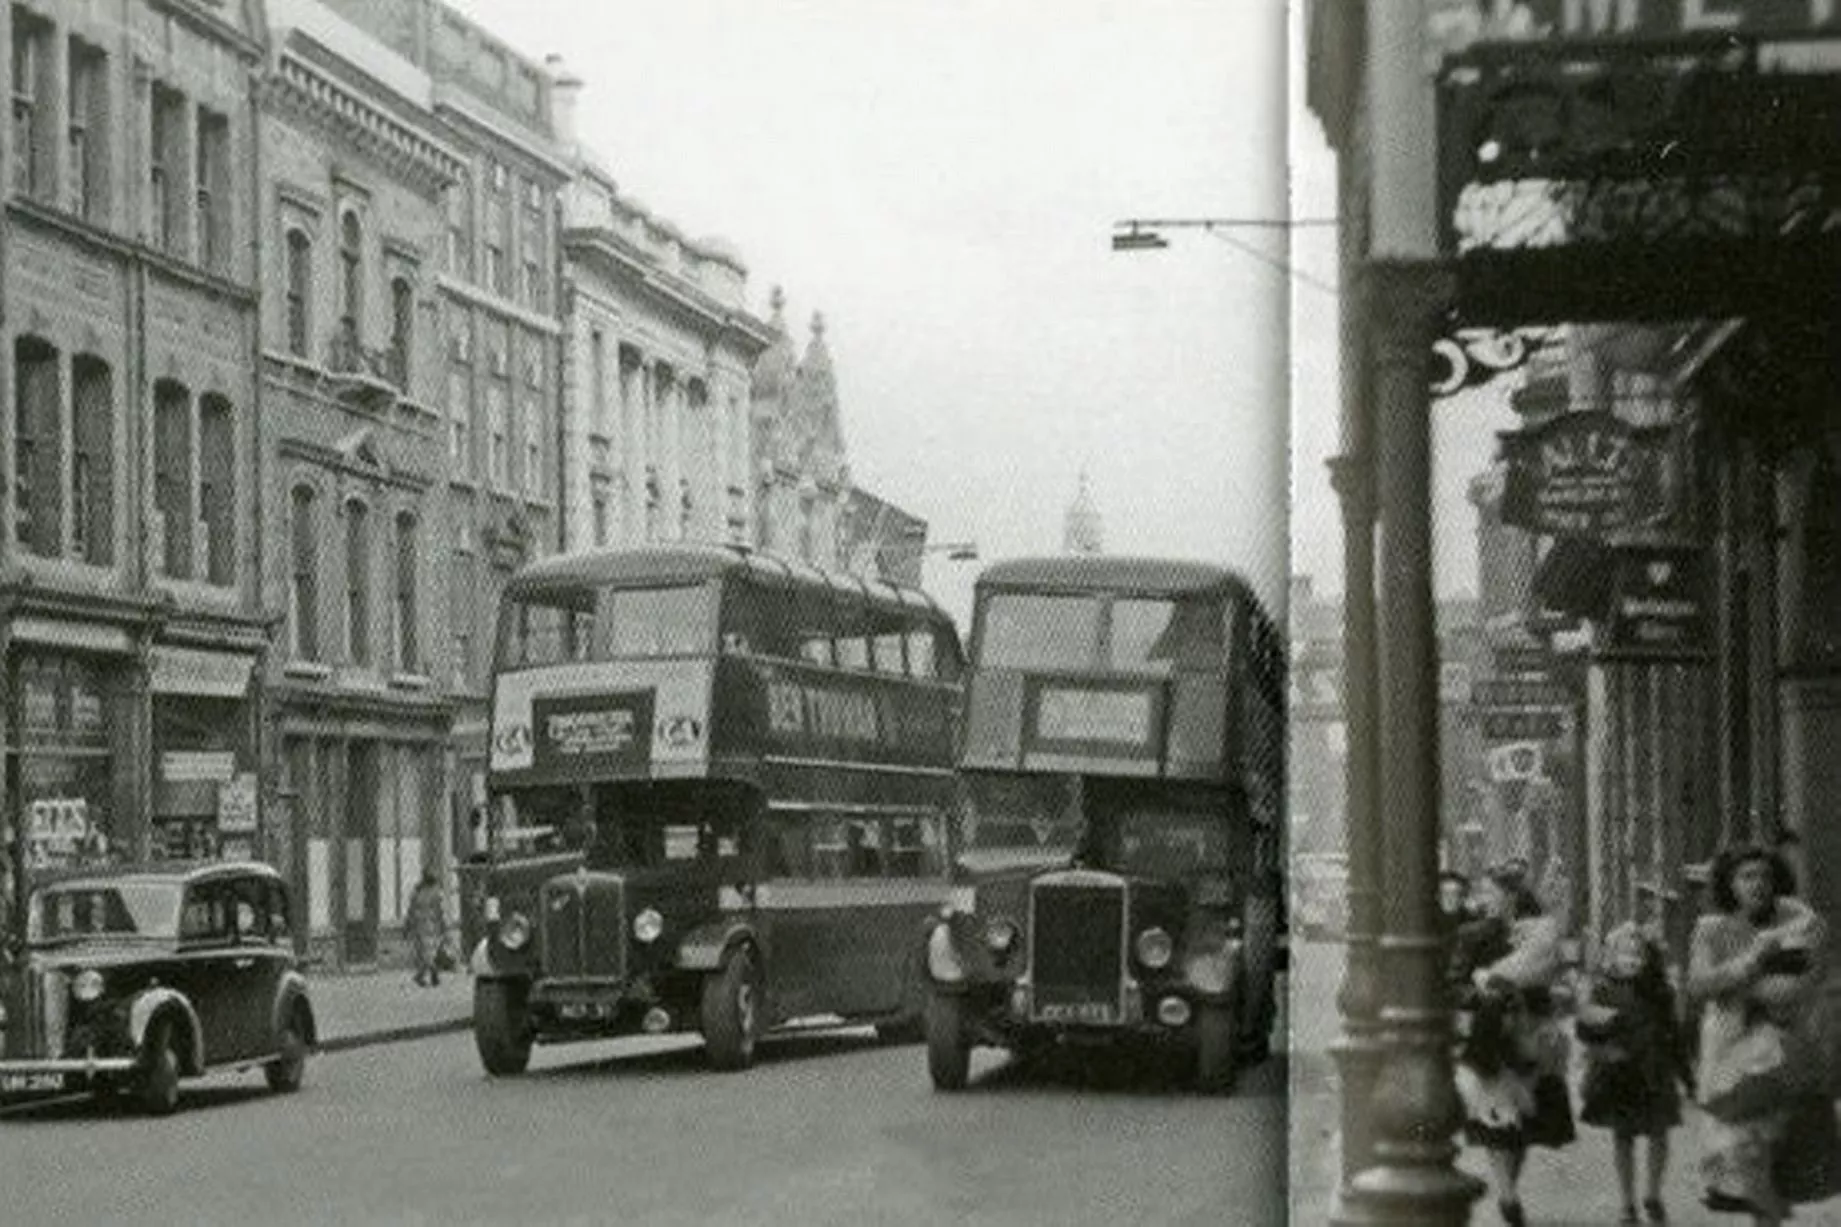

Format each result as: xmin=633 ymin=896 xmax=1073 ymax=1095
xmin=701 ymin=947 xmax=761 ymax=1071
xmin=474 ymin=979 xmax=533 ymax=1076
xmin=1194 ymin=1001 xmax=1237 ymax=1095
xmin=925 ymin=992 xmax=972 ymax=1091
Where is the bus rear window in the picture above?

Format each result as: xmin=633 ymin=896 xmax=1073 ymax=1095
xmin=500 ymin=584 xmax=713 ymax=667
xmin=978 ymin=594 xmax=1099 ymax=670
xmin=1109 ymin=598 xmax=1225 ymax=673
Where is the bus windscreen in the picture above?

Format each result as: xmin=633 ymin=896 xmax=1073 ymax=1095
xmin=499 ymin=583 xmax=714 ymax=668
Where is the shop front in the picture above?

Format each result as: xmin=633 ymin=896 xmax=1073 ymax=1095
xmin=147 ymin=644 xmax=261 ymax=865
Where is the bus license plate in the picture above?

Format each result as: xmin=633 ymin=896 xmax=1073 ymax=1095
xmin=1037 ymin=1002 xmax=1116 ymax=1025
xmin=1 ymin=1073 xmax=66 ymax=1094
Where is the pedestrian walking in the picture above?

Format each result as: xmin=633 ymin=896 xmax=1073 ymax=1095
xmin=1452 ymin=863 xmax=1576 ymax=1227
xmin=1577 ymin=921 xmax=1693 ymax=1224
xmin=406 ymin=869 xmax=447 ymax=988
xmin=1687 ymin=843 xmax=1837 ymax=1225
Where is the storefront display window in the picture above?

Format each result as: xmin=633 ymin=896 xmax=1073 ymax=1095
xmin=8 ymin=652 xmax=116 ymax=874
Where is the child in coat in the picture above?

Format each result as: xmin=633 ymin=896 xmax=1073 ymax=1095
xmin=1577 ymin=922 xmax=1693 ymax=1224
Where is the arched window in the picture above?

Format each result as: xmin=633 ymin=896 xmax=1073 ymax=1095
xmin=346 ymin=499 xmax=370 ymax=665
xmin=153 ymin=379 xmax=192 ymax=577
xmin=290 ymin=485 xmax=319 ymax=660
xmin=395 ymin=510 xmax=419 ymax=672
xmin=198 ymin=395 xmax=235 ymax=585
xmin=13 ymin=336 xmax=62 ymax=557
xmin=71 ymin=355 xmax=114 ymax=566
xmin=339 ymin=211 xmax=363 ymax=342
xmin=389 ymin=276 xmax=413 ymax=389
xmin=285 ymin=229 xmax=312 ymax=358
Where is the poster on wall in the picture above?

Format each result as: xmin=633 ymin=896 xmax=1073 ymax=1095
xmin=217 ymin=773 xmax=259 ymax=834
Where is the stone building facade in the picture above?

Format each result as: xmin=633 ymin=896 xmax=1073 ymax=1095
xmin=310 ymin=0 xmax=570 ymax=943
xmin=255 ymin=0 xmax=467 ymax=964
xmin=2 ymin=0 xmax=267 ymax=919
xmin=554 ymin=107 xmax=771 ymax=554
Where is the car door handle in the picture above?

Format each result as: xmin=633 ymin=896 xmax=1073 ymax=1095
xmin=233 ymin=958 xmax=255 ymax=970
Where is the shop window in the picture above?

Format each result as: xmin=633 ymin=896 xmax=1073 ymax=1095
xmin=346 ymin=499 xmax=371 ymax=665
xmin=198 ymin=394 xmax=234 ymax=585
xmin=67 ymin=36 xmax=109 ymax=223
xmin=11 ymin=10 xmax=50 ymax=200
xmin=285 ymin=228 xmax=312 ymax=358
xmin=13 ymin=335 xmax=62 ymax=557
xmin=290 ymin=485 xmax=319 ymax=660
xmin=195 ymin=107 xmax=229 ymax=272
xmin=153 ymin=379 xmax=192 ymax=578
xmin=395 ymin=511 xmax=419 ymax=672
xmin=71 ymin=355 xmax=113 ymax=566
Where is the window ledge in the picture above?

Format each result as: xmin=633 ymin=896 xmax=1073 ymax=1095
xmin=282 ymin=660 xmax=333 ymax=681
xmin=390 ymin=672 xmax=433 ymax=691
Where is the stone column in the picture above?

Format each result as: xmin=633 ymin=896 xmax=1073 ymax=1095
xmin=1344 ymin=259 xmax=1481 ymax=1225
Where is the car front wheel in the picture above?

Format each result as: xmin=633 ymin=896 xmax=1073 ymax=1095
xmin=925 ymin=991 xmax=972 ymax=1091
xmin=138 ymin=1023 xmax=183 ymax=1116
xmin=266 ymin=1010 xmax=309 ymax=1093
xmin=474 ymin=979 xmax=533 ymax=1076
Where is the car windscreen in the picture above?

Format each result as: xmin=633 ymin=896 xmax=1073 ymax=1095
xmin=499 ymin=582 xmax=714 ymax=668
xmin=957 ymin=773 xmax=1083 ymax=856
xmin=977 ymin=593 xmax=1099 ymax=670
xmin=28 ymin=882 xmax=183 ymax=943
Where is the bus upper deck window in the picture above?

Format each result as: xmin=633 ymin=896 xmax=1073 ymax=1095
xmin=1111 ymin=598 xmax=1222 ymax=672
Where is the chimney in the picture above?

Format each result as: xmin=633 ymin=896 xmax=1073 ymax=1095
xmin=545 ymin=53 xmax=583 ymax=151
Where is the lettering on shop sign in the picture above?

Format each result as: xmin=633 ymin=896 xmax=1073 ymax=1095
xmin=24 ymin=798 xmax=103 ymax=868
xmin=766 ymin=678 xmax=882 ymax=744
xmin=1428 ymin=0 xmax=1841 ymax=58
xmin=529 ymin=691 xmax=654 ymax=776
xmin=1500 ymin=411 xmax=1674 ymax=536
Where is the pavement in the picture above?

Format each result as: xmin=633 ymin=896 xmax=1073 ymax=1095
xmin=1290 ymin=937 xmax=1841 ymax=1227
xmin=310 ymin=967 xmax=473 ymax=1053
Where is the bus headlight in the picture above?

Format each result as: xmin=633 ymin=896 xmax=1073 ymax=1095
xmin=985 ymin=918 xmax=1018 ymax=956
xmin=1136 ymin=927 xmax=1174 ymax=970
xmin=499 ymin=912 xmax=532 ymax=951
xmin=633 ymin=908 xmax=664 ymax=944
xmin=73 ymin=969 xmax=106 ymax=1002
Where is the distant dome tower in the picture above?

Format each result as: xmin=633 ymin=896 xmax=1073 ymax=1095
xmin=1062 ymin=470 xmax=1104 ymax=555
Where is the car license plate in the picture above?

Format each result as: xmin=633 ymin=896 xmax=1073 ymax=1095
xmin=1 ymin=1072 xmax=66 ymax=1094
xmin=1037 ymin=1002 xmax=1116 ymax=1024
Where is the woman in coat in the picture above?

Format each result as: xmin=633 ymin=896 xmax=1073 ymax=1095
xmin=1688 ymin=843 xmax=1831 ymax=1225
xmin=406 ymin=869 xmax=447 ymax=988
xmin=1454 ymin=864 xmax=1576 ymax=1227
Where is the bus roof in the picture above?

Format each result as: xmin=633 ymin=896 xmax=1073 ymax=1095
xmin=975 ymin=555 xmax=1258 ymax=601
xmin=507 ymin=544 xmax=954 ymax=622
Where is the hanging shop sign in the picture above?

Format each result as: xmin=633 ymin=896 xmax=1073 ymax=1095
xmin=217 ymin=773 xmax=259 ymax=835
xmin=148 ymin=646 xmax=254 ymax=698
xmin=1500 ymin=411 xmax=1673 ymax=536
xmin=1598 ymin=544 xmax=1711 ymax=661
xmin=1435 ymin=36 xmax=1841 ymax=321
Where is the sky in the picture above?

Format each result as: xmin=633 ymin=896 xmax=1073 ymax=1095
xmin=446 ymin=0 xmax=1292 ymax=625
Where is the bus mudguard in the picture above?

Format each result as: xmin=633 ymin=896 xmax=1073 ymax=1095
xmin=677 ymin=919 xmax=757 ymax=972
xmin=925 ymin=917 xmax=969 ymax=985
xmin=1182 ymin=936 xmax=1242 ymax=1004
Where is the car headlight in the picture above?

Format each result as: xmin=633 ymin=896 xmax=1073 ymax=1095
xmin=1135 ymin=927 xmax=1174 ymax=970
xmin=985 ymin=918 xmax=1019 ymax=955
xmin=499 ymin=911 xmax=531 ymax=951
xmin=73 ymin=968 xmax=106 ymax=1002
xmin=633 ymin=908 xmax=664 ymax=944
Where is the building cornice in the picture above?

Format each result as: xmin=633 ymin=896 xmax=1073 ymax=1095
xmin=262 ymin=51 xmax=464 ymax=197
xmin=6 ymin=198 xmax=258 ymax=306
xmin=434 ymin=274 xmax=562 ymax=336
xmin=276 ymin=435 xmax=436 ymax=495
xmin=431 ymin=86 xmax=571 ymax=180
xmin=564 ymin=226 xmax=774 ymax=356
xmin=151 ymin=0 xmax=265 ymax=63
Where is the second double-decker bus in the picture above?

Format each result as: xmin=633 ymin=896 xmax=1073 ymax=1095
xmin=923 ymin=556 xmax=1284 ymax=1093
xmin=468 ymin=545 xmax=964 ymax=1074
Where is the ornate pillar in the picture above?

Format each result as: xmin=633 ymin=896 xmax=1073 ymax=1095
xmin=1345 ymin=258 xmax=1481 ymax=1225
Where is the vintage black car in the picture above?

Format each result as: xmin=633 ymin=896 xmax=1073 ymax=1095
xmin=0 ymin=862 xmax=315 ymax=1114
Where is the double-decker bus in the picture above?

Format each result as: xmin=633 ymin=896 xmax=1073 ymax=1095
xmin=923 ymin=556 xmax=1284 ymax=1092
xmin=468 ymin=545 xmax=964 ymax=1074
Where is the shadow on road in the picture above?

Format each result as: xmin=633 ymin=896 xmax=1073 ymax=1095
xmin=530 ymin=1027 xmax=889 ymax=1081
xmin=968 ymin=1046 xmax=1288 ymax=1099
xmin=1 ymin=1079 xmax=277 ymax=1123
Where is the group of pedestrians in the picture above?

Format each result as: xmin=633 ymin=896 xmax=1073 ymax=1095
xmin=1440 ymin=845 xmax=1839 ymax=1226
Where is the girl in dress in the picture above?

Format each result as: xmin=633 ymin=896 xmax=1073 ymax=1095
xmin=1578 ymin=922 xmax=1693 ymax=1224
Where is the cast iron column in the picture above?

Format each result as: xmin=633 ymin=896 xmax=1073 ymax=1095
xmin=1327 ymin=443 xmax=1385 ymax=1211
xmin=1346 ymin=258 xmax=1481 ymax=1225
